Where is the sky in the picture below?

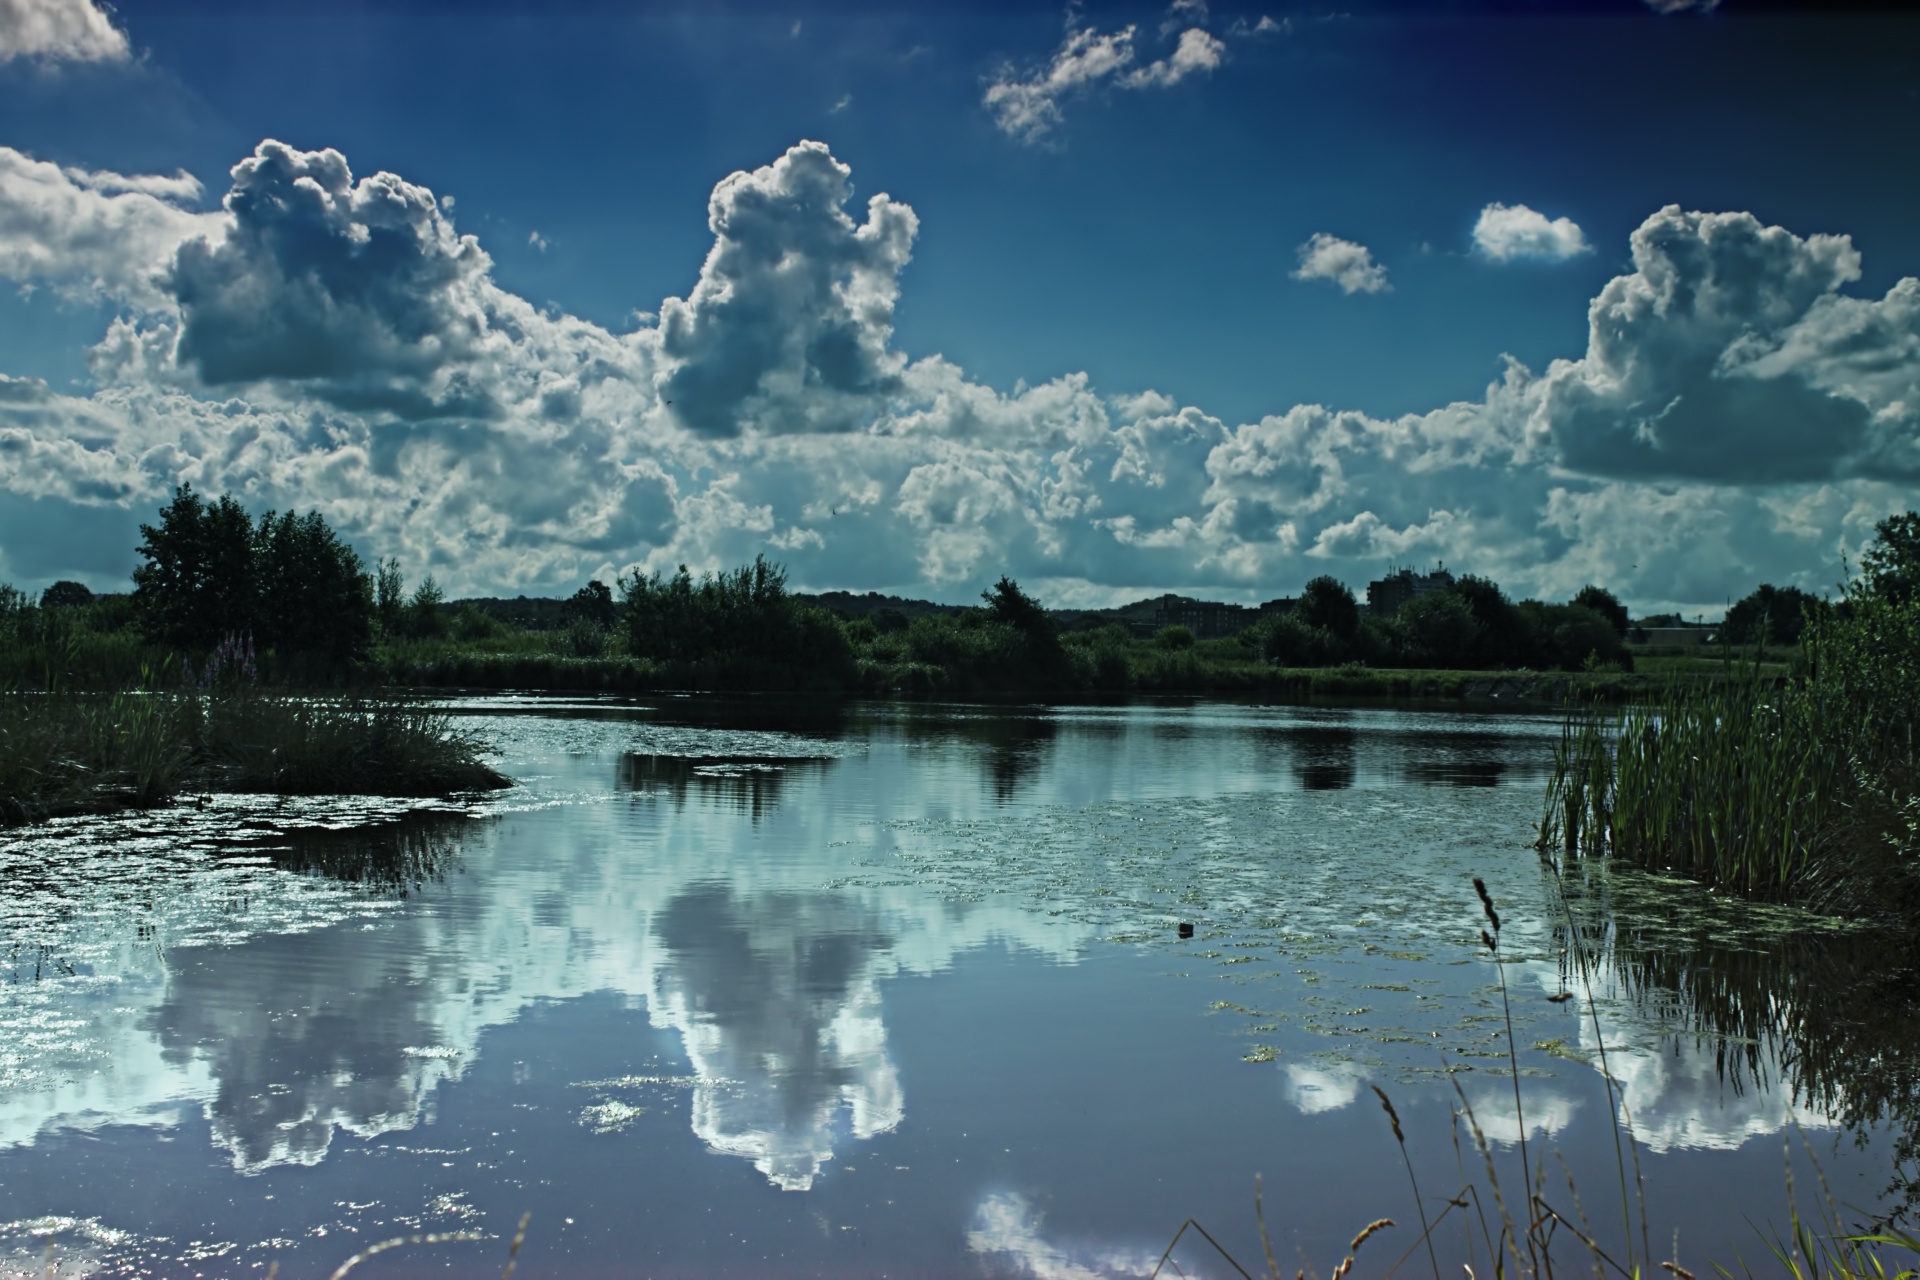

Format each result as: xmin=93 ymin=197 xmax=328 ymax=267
xmin=1 ymin=0 xmax=1917 ymax=613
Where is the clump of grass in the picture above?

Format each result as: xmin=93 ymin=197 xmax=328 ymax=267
xmin=198 ymin=690 xmax=509 ymax=796
xmin=0 ymin=686 xmax=194 ymax=823
xmin=0 ymin=686 xmax=506 ymax=825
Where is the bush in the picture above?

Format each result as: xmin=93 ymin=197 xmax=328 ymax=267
xmin=1264 ymin=615 xmax=1348 ymax=666
xmin=1154 ymin=625 xmax=1195 ymax=650
xmin=1397 ymin=590 xmax=1482 ymax=666
xmin=619 ymin=556 xmax=855 ymax=686
xmin=1722 ymin=583 xmax=1825 ymax=647
xmin=40 ymin=581 xmax=94 ymax=610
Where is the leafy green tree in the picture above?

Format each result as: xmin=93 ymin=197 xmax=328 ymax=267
xmin=375 ymin=557 xmax=406 ymax=636
xmin=1721 ymin=584 xmax=1824 ymax=646
xmin=980 ymin=576 xmax=1072 ymax=683
xmin=1449 ymin=575 xmax=1530 ymax=667
xmin=132 ymin=486 xmax=375 ymax=661
xmin=1572 ymin=585 xmax=1629 ymax=637
xmin=1298 ymin=575 xmax=1360 ymax=641
xmin=408 ymin=576 xmax=446 ymax=637
xmin=1398 ymin=590 xmax=1482 ymax=666
xmin=1549 ymin=603 xmax=1630 ymax=670
xmin=1263 ymin=615 xmax=1347 ymax=666
xmin=982 ymin=576 xmax=1055 ymax=640
xmin=39 ymin=581 xmax=94 ymax=609
xmin=566 ymin=579 xmax=618 ymax=630
xmin=620 ymin=555 xmax=852 ymax=682
xmin=1862 ymin=511 xmax=1920 ymax=604
xmin=132 ymin=485 xmax=257 ymax=650
xmin=253 ymin=509 xmax=374 ymax=661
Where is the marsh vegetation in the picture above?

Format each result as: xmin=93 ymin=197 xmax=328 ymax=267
xmin=1540 ymin=513 xmax=1920 ymax=920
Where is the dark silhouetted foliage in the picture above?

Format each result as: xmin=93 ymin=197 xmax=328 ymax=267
xmin=133 ymin=485 xmax=258 ymax=651
xmin=40 ymin=581 xmax=94 ymax=610
xmin=566 ymin=579 xmax=618 ymax=630
xmin=1573 ymin=584 xmax=1629 ymax=637
xmin=1863 ymin=510 xmax=1920 ymax=605
xmin=1155 ymin=625 xmax=1195 ymax=650
xmin=132 ymin=485 xmax=373 ymax=662
xmin=620 ymin=556 xmax=853 ymax=686
xmin=1397 ymin=589 xmax=1483 ymax=667
xmin=253 ymin=509 xmax=375 ymax=661
xmin=1298 ymin=575 xmax=1360 ymax=641
xmin=1722 ymin=584 xmax=1826 ymax=647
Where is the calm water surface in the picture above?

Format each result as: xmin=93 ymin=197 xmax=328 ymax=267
xmin=1 ymin=697 xmax=1914 ymax=1278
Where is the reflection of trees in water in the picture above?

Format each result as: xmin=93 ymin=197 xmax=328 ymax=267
xmin=1292 ymin=723 xmax=1357 ymax=791
xmin=267 ymin=810 xmax=476 ymax=893
xmin=1559 ymin=864 xmax=1920 ymax=1226
xmin=977 ymin=716 xmax=1059 ymax=803
xmin=617 ymin=754 xmax=831 ymax=820
xmin=889 ymin=706 xmax=1061 ymax=803
xmin=644 ymin=696 xmax=853 ymax=740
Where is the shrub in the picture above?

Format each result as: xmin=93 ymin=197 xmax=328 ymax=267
xmin=1154 ymin=625 xmax=1195 ymax=650
xmin=1722 ymin=583 xmax=1825 ymax=646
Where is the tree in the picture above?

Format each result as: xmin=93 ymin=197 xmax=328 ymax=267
xmin=1721 ymin=584 xmax=1824 ymax=647
xmin=39 ymin=581 xmax=94 ymax=609
xmin=982 ymin=576 xmax=1055 ymax=640
xmin=1398 ymin=590 xmax=1482 ymax=667
xmin=253 ymin=509 xmax=375 ymax=661
xmin=131 ymin=485 xmax=375 ymax=660
xmin=1297 ymin=575 xmax=1359 ymax=641
xmin=566 ymin=579 xmax=618 ymax=630
xmin=1548 ymin=603 xmax=1630 ymax=671
xmin=408 ymin=576 xmax=447 ymax=637
xmin=132 ymin=484 xmax=257 ymax=650
xmin=1449 ymin=575 xmax=1529 ymax=667
xmin=1572 ymin=585 xmax=1629 ymax=638
xmin=1862 ymin=511 xmax=1920 ymax=604
xmin=375 ymin=557 xmax=406 ymax=636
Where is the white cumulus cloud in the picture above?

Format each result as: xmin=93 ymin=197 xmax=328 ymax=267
xmin=657 ymin=140 xmax=916 ymax=437
xmin=1292 ymin=232 xmax=1390 ymax=295
xmin=983 ymin=15 xmax=1226 ymax=144
xmin=0 ymin=148 xmax=218 ymax=309
xmin=1473 ymin=202 xmax=1591 ymax=262
xmin=0 ymin=138 xmax=1917 ymax=618
xmin=0 ymin=0 xmax=127 ymax=63
xmin=1122 ymin=27 xmax=1225 ymax=89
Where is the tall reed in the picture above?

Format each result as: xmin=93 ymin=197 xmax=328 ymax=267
xmin=1539 ymin=591 xmax=1920 ymax=916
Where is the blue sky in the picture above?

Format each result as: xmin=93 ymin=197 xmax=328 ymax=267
xmin=1 ymin=0 xmax=1917 ymax=612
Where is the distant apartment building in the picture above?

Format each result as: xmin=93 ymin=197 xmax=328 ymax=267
xmin=1364 ymin=566 xmax=1455 ymax=618
xmin=1150 ymin=594 xmax=1257 ymax=639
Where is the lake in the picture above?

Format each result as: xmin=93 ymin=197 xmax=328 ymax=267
xmin=2 ymin=696 xmax=1914 ymax=1278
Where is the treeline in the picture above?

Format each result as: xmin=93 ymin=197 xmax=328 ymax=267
xmin=14 ymin=483 xmax=1903 ymax=700
xmin=1260 ymin=575 xmax=1633 ymax=672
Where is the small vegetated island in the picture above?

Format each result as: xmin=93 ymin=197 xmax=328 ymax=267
xmin=1 ymin=486 xmax=509 ymax=825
